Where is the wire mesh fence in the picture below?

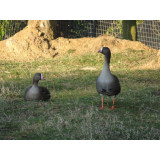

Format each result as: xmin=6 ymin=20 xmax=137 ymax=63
xmin=137 ymin=20 xmax=160 ymax=49
xmin=0 ymin=20 xmax=27 ymax=40
xmin=0 ymin=20 xmax=160 ymax=49
xmin=56 ymin=20 xmax=123 ymax=38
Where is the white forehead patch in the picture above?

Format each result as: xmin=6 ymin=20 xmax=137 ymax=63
xmin=100 ymin=47 xmax=103 ymax=52
xmin=41 ymin=73 xmax=43 ymax=79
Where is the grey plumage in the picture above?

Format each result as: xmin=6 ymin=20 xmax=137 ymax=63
xmin=24 ymin=73 xmax=50 ymax=101
xmin=96 ymin=47 xmax=121 ymax=97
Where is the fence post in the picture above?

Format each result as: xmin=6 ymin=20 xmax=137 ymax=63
xmin=122 ymin=20 xmax=137 ymax=41
xmin=92 ymin=20 xmax=97 ymax=37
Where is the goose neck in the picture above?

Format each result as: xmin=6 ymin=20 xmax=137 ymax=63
xmin=33 ymin=79 xmax=39 ymax=86
xmin=102 ymin=55 xmax=110 ymax=73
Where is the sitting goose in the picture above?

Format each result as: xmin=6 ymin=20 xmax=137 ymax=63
xmin=96 ymin=47 xmax=121 ymax=109
xmin=24 ymin=73 xmax=51 ymax=101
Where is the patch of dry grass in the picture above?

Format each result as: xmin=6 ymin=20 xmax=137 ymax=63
xmin=0 ymin=49 xmax=160 ymax=139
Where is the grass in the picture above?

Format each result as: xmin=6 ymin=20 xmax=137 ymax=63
xmin=0 ymin=50 xmax=160 ymax=140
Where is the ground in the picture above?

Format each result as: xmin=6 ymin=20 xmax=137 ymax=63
xmin=0 ymin=25 xmax=159 ymax=66
xmin=0 ymin=27 xmax=160 ymax=139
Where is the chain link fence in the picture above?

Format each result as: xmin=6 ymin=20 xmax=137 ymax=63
xmin=56 ymin=20 xmax=123 ymax=38
xmin=0 ymin=20 xmax=27 ymax=40
xmin=137 ymin=20 xmax=160 ymax=49
xmin=0 ymin=20 xmax=159 ymax=49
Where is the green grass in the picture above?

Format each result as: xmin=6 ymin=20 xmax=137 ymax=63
xmin=0 ymin=50 xmax=160 ymax=140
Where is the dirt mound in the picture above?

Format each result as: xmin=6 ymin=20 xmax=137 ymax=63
xmin=0 ymin=26 xmax=54 ymax=61
xmin=51 ymin=35 xmax=157 ymax=56
xmin=0 ymin=26 xmax=159 ymax=62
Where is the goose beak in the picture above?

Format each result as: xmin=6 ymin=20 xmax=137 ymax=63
xmin=42 ymin=77 xmax=46 ymax=80
xmin=41 ymin=73 xmax=46 ymax=80
xmin=98 ymin=50 xmax=101 ymax=53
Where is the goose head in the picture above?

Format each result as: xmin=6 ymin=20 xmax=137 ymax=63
xmin=33 ymin=73 xmax=45 ymax=83
xmin=98 ymin=47 xmax=111 ymax=64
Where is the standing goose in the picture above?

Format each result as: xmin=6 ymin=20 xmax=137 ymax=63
xmin=24 ymin=73 xmax=51 ymax=101
xmin=96 ymin=47 xmax=121 ymax=109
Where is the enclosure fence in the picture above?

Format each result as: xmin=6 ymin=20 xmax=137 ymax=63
xmin=137 ymin=21 xmax=160 ymax=50
xmin=0 ymin=20 xmax=160 ymax=49
xmin=0 ymin=20 xmax=27 ymax=40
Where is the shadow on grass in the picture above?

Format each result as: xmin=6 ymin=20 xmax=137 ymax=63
xmin=0 ymin=68 xmax=160 ymax=140
xmin=0 ymin=68 xmax=159 ymax=113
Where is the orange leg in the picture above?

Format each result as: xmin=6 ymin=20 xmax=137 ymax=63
xmin=110 ymin=96 xmax=115 ymax=110
xmin=101 ymin=97 xmax=105 ymax=109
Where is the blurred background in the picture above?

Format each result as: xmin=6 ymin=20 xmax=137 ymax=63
xmin=0 ymin=20 xmax=159 ymax=49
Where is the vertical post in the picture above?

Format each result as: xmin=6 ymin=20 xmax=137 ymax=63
xmin=92 ymin=20 xmax=97 ymax=37
xmin=122 ymin=20 xmax=137 ymax=41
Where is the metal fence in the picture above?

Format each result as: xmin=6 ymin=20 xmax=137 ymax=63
xmin=0 ymin=20 xmax=160 ymax=49
xmin=56 ymin=20 xmax=123 ymax=38
xmin=56 ymin=20 xmax=160 ymax=49
xmin=0 ymin=20 xmax=27 ymax=40
xmin=137 ymin=20 xmax=160 ymax=50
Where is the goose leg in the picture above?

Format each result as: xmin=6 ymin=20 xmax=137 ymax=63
xmin=110 ymin=96 xmax=115 ymax=110
xmin=101 ymin=96 xmax=105 ymax=109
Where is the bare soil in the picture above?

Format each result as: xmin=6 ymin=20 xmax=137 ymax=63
xmin=0 ymin=25 xmax=159 ymax=69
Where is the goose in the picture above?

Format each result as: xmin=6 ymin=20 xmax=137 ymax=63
xmin=24 ymin=73 xmax=51 ymax=101
xmin=96 ymin=47 xmax=121 ymax=109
